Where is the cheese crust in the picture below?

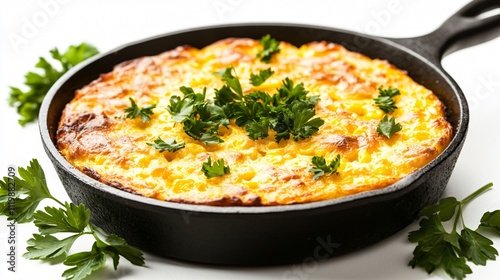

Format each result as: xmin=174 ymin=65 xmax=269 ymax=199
xmin=57 ymin=38 xmax=452 ymax=206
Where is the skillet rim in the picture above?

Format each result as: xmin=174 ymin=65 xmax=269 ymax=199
xmin=39 ymin=22 xmax=468 ymax=215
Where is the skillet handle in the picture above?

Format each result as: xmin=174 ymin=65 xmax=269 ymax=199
xmin=392 ymin=0 xmax=500 ymax=65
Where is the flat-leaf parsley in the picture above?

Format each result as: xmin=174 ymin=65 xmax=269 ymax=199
xmin=147 ymin=137 xmax=185 ymax=152
xmin=377 ymin=115 xmax=402 ymax=138
xmin=310 ymin=155 xmax=341 ymax=180
xmin=124 ymin=98 xmax=156 ymax=123
xmin=9 ymin=43 xmax=99 ymax=126
xmin=201 ymin=157 xmax=230 ymax=179
xmin=0 ymin=159 xmax=145 ymax=280
xmin=374 ymin=86 xmax=400 ymax=113
xmin=250 ymin=68 xmax=274 ymax=86
xmin=408 ymin=183 xmax=500 ymax=280
xmin=256 ymin=34 xmax=280 ymax=63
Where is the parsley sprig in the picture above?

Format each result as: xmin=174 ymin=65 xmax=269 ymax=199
xmin=374 ymin=86 xmax=400 ymax=113
xmin=167 ymin=86 xmax=229 ymax=145
xmin=374 ymin=86 xmax=402 ymax=138
xmin=201 ymin=157 xmax=230 ymax=178
xmin=256 ymin=34 xmax=280 ymax=63
xmin=169 ymin=67 xmax=323 ymax=144
xmin=0 ymin=159 xmax=145 ymax=280
xmin=409 ymin=182 xmax=500 ymax=280
xmin=216 ymin=66 xmax=243 ymax=96
xmin=147 ymin=136 xmax=185 ymax=152
xmin=250 ymin=68 xmax=274 ymax=86
xmin=377 ymin=115 xmax=402 ymax=138
xmin=310 ymin=155 xmax=341 ymax=180
xmin=124 ymin=98 xmax=156 ymax=123
xmin=237 ymin=78 xmax=323 ymax=142
xmin=215 ymin=68 xmax=324 ymax=142
xmin=9 ymin=43 xmax=99 ymax=126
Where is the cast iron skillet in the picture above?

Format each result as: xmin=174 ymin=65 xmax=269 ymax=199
xmin=40 ymin=0 xmax=500 ymax=265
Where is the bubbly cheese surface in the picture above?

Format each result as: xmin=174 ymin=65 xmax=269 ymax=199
xmin=57 ymin=38 xmax=452 ymax=206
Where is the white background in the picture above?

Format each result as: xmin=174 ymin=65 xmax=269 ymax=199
xmin=1 ymin=0 xmax=500 ymax=279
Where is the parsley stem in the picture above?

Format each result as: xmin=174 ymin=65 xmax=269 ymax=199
xmin=89 ymin=224 xmax=98 ymax=237
xmin=88 ymin=223 xmax=107 ymax=244
xmin=50 ymin=196 xmax=65 ymax=207
xmin=451 ymin=182 xmax=494 ymax=232
xmin=461 ymin=182 xmax=493 ymax=207
xmin=453 ymin=204 xmax=464 ymax=232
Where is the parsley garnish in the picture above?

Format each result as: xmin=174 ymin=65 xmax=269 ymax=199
xmin=168 ymin=87 xmax=228 ymax=145
xmin=377 ymin=115 xmax=402 ymax=138
xmin=374 ymin=86 xmax=400 ymax=113
xmin=9 ymin=43 xmax=99 ymax=126
xmin=147 ymin=137 xmax=185 ymax=152
xmin=201 ymin=157 xmax=230 ymax=178
xmin=256 ymin=34 xmax=280 ymax=63
xmin=310 ymin=155 xmax=341 ymax=180
xmin=218 ymin=70 xmax=324 ymax=142
xmin=270 ymin=101 xmax=324 ymax=143
xmin=169 ymin=67 xmax=323 ymax=144
xmin=216 ymin=66 xmax=242 ymax=95
xmin=0 ymin=159 xmax=145 ymax=280
xmin=250 ymin=68 xmax=274 ymax=86
xmin=124 ymin=98 xmax=156 ymax=123
xmin=409 ymin=183 xmax=500 ymax=280
xmin=373 ymin=86 xmax=402 ymax=138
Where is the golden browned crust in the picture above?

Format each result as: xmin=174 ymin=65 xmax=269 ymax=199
xmin=57 ymin=38 xmax=453 ymax=206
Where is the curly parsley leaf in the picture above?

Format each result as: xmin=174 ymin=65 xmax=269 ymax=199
xmin=250 ymin=68 xmax=274 ymax=86
xmin=147 ymin=137 xmax=185 ymax=152
xmin=310 ymin=155 xmax=341 ymax=180
xmin=256 ymin=34 xmax=280 ymax=63
xmin=124 ymin=98 xmax=156 ymax=123
xmin=0 ymin=160 xmax=145 ymax=280
xmin=377 ymin=115 xmax=402 ymax=138
xmin=9 ymin=43 xmax=99 ymax=126
xmin=409 ymin=183 xmax=499 ymax=279
xmin=201 ymin=157 xmax=230 ymax=179
xmin=374 ymin=86 xmax=400 ymax=113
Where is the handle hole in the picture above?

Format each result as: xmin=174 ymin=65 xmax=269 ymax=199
xmin=475 ymin=7 xmax=500 ymax=19
xmin=462 ymin=2 xmax=500 ymax=19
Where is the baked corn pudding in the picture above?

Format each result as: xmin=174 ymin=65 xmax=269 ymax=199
xmin=57 ymin=37 xmax=452 ymax=206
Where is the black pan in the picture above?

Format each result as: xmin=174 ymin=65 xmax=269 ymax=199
xmin=39 ymin=0 xmax=500 ymax=265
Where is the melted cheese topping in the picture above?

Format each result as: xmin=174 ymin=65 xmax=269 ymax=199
xmin=57 ymin=38 xmax=452 ymax=206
